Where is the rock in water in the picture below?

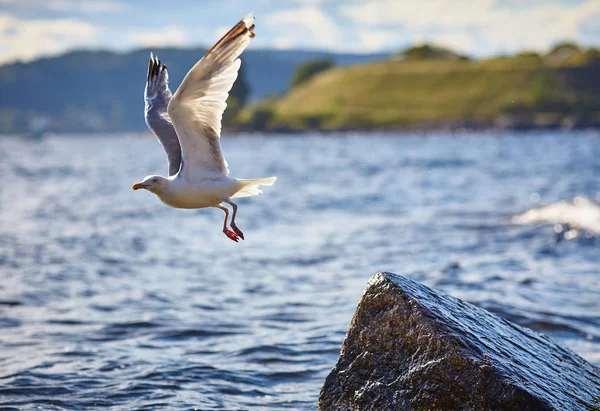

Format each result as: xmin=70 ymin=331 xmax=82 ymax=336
xmin=319 ymin=272 xmax=600 ymax=411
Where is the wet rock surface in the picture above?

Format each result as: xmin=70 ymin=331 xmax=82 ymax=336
xmin=319 ymin=272 xmax=600 ymax=411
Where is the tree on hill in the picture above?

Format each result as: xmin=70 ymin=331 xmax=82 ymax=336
xmin=548 ymin=42 xmax=580 ymax=56
xmin=545 ymin=42 xmax=595 ymax=65
xmin=517 ymin=51 xmax=542 ymax=60
xmin=393 ymin=44 xmax=469 ymax=61
xmin=291 ymin=58 xmax=335 ymax=88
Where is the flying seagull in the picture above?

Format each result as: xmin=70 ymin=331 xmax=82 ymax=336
xmin=132 ymin=13 xmax=276 ymax=242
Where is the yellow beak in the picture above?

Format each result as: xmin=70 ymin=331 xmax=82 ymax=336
xmin=131 ymin=183 xmax=145 ymax=190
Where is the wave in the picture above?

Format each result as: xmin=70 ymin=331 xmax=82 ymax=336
xmin=512 ymin=196 xmax=600 ymax=235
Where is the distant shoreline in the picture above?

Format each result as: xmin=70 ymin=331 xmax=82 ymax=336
xmin=7 ymin=122 xmax=600 ymax=139
xmin=227 ymin=118 xmax=600 ymax=135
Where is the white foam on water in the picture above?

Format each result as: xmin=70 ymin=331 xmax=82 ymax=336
xmin=513 ymin=196 xmax=600 ymax=235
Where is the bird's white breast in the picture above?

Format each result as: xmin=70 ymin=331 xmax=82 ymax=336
xmin=159 ymin=176 xmax=241 ymax=209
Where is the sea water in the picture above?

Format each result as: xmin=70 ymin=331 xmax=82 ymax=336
xmin=0 ymin=131 xmax=598 ymax=410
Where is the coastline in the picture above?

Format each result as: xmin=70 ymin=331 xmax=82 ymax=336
xmin=226 ymin=116 xmax=600 ymax=135
xmin=6 ymin=115 xmax=600 ymax=138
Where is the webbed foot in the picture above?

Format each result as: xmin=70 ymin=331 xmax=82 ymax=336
xmin=223 ymin=228 xmax=240 ymax=242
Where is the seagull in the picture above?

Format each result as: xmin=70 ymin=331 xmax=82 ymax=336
xmin=132 ymin=13 xmax=276 ymax=242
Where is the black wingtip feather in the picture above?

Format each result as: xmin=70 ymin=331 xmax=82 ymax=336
xmin=147 ymin=53 xmax=154 ymax=82
xmin=147 ymin=53 xmax=168 ymax=84
xmin=153 ymin=56 xmax=159 ymax=78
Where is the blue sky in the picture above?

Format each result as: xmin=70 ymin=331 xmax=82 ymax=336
xmin=0 ymin=0 xmax=599 ymax=64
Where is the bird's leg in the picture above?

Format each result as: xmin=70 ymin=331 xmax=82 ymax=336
xmin=224 ymin=200 xmax=244 ymax=240
xmin=216 ymin=205 xmax=239 ymax=242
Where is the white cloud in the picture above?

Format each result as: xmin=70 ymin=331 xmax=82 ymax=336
xmin=272 ymin=37 xmax=295 ymax=50
xmin=0 ymin=9 xmax=192 ymax=64
xmin=354 ymin=28 xmax=398 ymax=52
xmin=265 ymin=5 xmax=340 ymax=49
xmin=46 ymin=0 xmax=124 ymax=13
xmin=341 ymin=0 xmax=496 ymax=29
xmin=261 ymin=0 xmax=600 ymax=54
xmin=294 ymin=0 xmax=327 ymax=5
xmin=340 ymin=0 xmax=600 ymax=55
xmin=0 ymin=0 xmax=124 ymax=14
xmin=0 ymin=0 xmax=598 ymax=63
xmin=126 ymin=26 xmax=188 ymax=48
xmin=0 ymin=13 xmax=99 ymax=64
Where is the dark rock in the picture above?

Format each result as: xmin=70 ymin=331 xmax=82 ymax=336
xmin=319 ymin=272 xmax=600 ymax=411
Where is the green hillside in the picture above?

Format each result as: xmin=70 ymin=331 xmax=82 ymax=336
xmin=237 ymin=45 xmax=600 ymax=131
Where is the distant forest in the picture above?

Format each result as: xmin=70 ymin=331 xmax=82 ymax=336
xmin=0 ymin=48 xmax=386 ymax=133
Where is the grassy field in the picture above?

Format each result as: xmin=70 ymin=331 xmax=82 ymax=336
xmin=236 ymin=48 xmax=600 ymax=131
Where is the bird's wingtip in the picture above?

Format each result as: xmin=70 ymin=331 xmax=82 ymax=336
xmin=147 ymin=52 xmax=154 ymax=81
xmin=243 ymin=12 xmax=255 ymax=26
xmin=146 ymin=52 xmax=167 ymax=84
xmin=243 ymin=12 xmax=255 ymax=38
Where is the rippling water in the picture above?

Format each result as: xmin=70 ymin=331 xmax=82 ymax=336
xmin=0 ymin=131 xmax=599 ymax=410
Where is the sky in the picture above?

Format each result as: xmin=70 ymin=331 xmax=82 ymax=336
xmin=0 ymin=0 xmax=599 ymax=64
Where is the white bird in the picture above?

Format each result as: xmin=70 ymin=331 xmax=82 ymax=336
xmin=132 ymin=13 xmax=276 ymax=242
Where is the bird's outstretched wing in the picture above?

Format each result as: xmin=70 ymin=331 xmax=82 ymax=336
xmin=167 ymin=13 xmax=255 ymax=179
xmin=145 ymin=53 xmax=182 ymax=177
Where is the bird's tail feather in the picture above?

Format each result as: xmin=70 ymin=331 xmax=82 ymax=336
xmin=232 ymin=177 xmax=277 ymax=198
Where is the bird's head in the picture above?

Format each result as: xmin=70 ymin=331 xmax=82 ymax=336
xmin=132 ymin=175 xmax=169 ymax=195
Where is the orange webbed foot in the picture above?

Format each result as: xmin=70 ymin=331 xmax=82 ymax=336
xmin=223 ymin=228 xmax=240 ymax=242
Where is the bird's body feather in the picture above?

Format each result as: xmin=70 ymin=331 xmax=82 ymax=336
xmin=159 ymin=176 xmax=242 ymax=209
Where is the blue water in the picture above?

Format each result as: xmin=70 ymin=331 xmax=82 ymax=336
xmin=0 ymin=131 xmax=599 ymax=410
